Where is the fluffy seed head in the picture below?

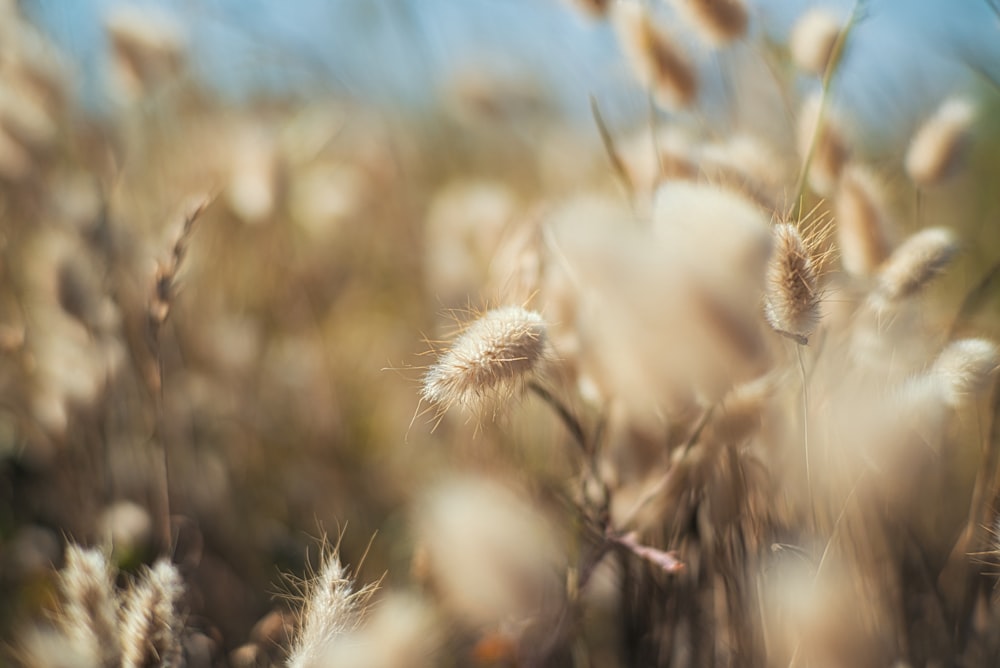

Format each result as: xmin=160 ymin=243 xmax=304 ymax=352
xmin=670 ymin=0 xmax=748 ymax=47
xmin=422 ymin=306 xmax=548 ymax=414
xmin=789 ymin=8 xmax=843 ymax=76
xmin=613 ymin=3 xmax=698 ymax=110
xmin=764 ymin=223 xmax=821 ymax=344
xmin=286 ymin=547 xmax=373 ymax=668
xmin=566 ymin=0 xmax=610 ymax=18
xmin=58 ymin=545 xmax=121 ymax=665
xmin=932 ymin=338 xmax=999 ymax=407
xmin=120 ymin=559 xmax=185 ymax=668
xmin=834 ymin=164 xmax=892 ymax=277
xmin=905 ymin=97 xmax=976 ymax=187
xmin=872 ymin=227 xmax=957 ymax=308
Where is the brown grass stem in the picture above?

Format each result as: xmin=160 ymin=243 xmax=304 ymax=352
xmin=790 ymin=0 xmax=865 ymax=219
xmin=590 ymin=95 xmax=635 ymax=205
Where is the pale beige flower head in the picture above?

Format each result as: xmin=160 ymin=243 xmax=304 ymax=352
xmin=905 ymin=97 xmax=976 ymax=187
xmin=764 ymin=222 xmax=823 ymax=344
xmin=871 ymin=227 xmax=957 ymax=310
xmin=422 ymin=306 xmax=549 ymax=415
xmin=932 ymin=338 xmax=999 ymax=407
xmin=613 ymin=2 xmax=698 ymax=110
xmin=670 ymin=0 xmax=748 ymax=47
xmin=789 ymin=8 xmax=843 ymax=76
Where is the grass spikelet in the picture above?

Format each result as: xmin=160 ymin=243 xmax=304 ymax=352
xmin=104 ymin=5 xmax=185 ymax=99
xmin=58 ymin=545 xmax=121 ymax=666
xmin=905 ymin=97 xmax=976 ymax=187
xmin=871 ymin=227 xmax=958 ymax=309
xmin=613 ymin=3 xmax=698 ymax=110
xmin=834 ymin=164 xmax=892 ymax=277
xmin=286 ymin=545 xmax=375 ymax=668
xmin=120 ymin=559 xmax=185 ymax=668
xmin=764 ymin=223 xmax=823 ymax=345
xmin=932 ymin=338 xmax=1000 ymax=407
xmin=789 ymin=8 xmax=843 ymax=77
xmin=421 ymin=306 xmax=549 ymax=416
xmin=669 ymin=0 xmax=749 ymax=46
xmin=566 ymin=0 xmax=610 ymax=18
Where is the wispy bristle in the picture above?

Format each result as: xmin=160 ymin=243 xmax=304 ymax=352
xmin=670 ymin=0 xmax=748 ymax=46
xmin=421 ymin=306 xmax=548 ymax=415
xmin=789 ymin=8 xmax=843 ymax=76
xmin=871 ymin=227 xmax=957 ymax=309
xmin=120 ymin=559 xmax=184 ymax=668
xmin=834 ymin=164 xmax=892 ymax=277
xmin=613 ymin=3 xmax=698 ymax=110
xmin=932 ymin=338 xmax=1000 ymax=407
xmin=905 ymin=97 xmax=976 ymax=187
xmin=764 ymin=223 xmax=821 ymax=344
xmin=58 ymin=545 xmax=121 ymax=666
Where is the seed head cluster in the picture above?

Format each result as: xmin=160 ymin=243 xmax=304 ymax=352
xmin=422 ymin=306 xmax=548 ymax=414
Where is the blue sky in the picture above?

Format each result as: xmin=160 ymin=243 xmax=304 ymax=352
xmin=22 ymin=0 xmax=1000 ymax=139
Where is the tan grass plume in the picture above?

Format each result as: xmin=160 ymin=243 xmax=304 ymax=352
xmin=789 ymin=7 xmax=843 ymax=77
xmin=670 ymin=0 xmax=749 ymax=46
xmin=286 ymin=545 xmax=375 ymax=668
xmin=763 ymin=222 xmax=824 ymax=344
xmin=932 ymin=338 xmax=999 ymax=407
xmin=421 ymin=306 xmax=549 ymax=415
xmin=613 ymin=3 xmax=698 ymax=110
xmin=905 ymin=97 xmax=976 ymax=187
xmin=120 ymin=559 xmax=185 ymax=668
xmin=871 ymin=226 xmax=957 ymax=309
xmin=58 ymin=545 xmax=121 ymax=666
xmin=834 ymin=164 xmax=892 ymax=277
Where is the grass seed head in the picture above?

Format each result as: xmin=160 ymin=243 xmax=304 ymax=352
xmin=120 ymin=559 xmax=185 ymax=668
xmin=286 ymin=546 xmax=374 ymax=668
xmin=872 ymin=227 xmax=957 ymax=308
xmin=905 ymin=97 xmax=976 ymax=187
xmin=670 ymin=0 xmax=749 ymax=47
xmin=58 ymin=545 xmax=121 ymax=666
xmin=764 ymin=223 xmax=821 ymax=344
xmin=789 ymin=8 xmax=843 ymax=77
xmin=932 ymin=338 xmax=1000 ymax=407
xmin=834 ymin=164 xmax=892 ymax=277
xmin=421 ymin=306 xmax=549 ymax=416
xmin=613 ymin=3 xmax=698 ymax=110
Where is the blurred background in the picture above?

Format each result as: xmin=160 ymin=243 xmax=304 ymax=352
xmin=2 ymin=0 xmax=1000 ymax=665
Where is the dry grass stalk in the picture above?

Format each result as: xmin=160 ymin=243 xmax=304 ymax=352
xmin=871 ymin=226 xmax=957 ymax=309
xmin=905 ymin=97 xmax=976 ymax=187
xmin=670 ymin=0 xmax=749 ymax=46
xmin=57 ymin=545 xmax=121 ymax=666
xmin=147 ymin=196 xmax=211 ymax=351
xmin=613 ymin=3 xmax=698 ymax=110
xmin=421 ymin=306 xmax=549 ymax=416
xmin=120 ymin=560 xmax=185 ymax=668
xmin=834 ymin=164 xmax=892 ymax=277
xmin=764 ymin=222 xmax=824 ymax=344
xmin=797 ymin=93 xmax=851 ymax=196
xmin=789 ymin=8 xmax=843 ymax=77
